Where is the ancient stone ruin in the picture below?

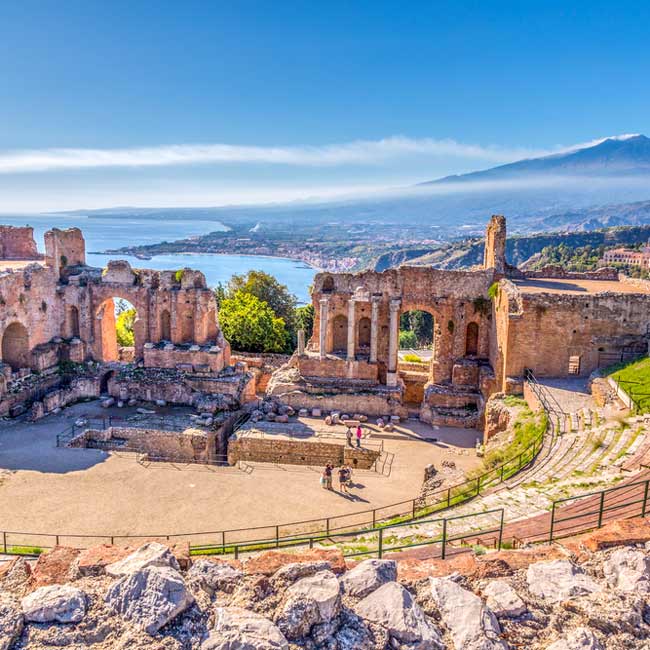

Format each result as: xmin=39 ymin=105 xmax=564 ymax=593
xmin=0 ymin=224 xmax=253 ymax=457
xmin=268 ymin=215 xmax=650 ymax=428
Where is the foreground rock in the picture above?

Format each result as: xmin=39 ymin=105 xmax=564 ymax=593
xmin=105 ymin=565 xmax=194 ymax=634
xmin=187 ymin=559 xmax=243 ymax=595
xmin=354 ymin=581 xmax=443 ymax=649
xmin=526 ymin=560 xmax=601 ymax=602
xmin=482 ymin=579 xmax=527 ymax=618
xmin=603 ymin=548 xmax=650 ymax=593
xmin=201 ymin=606 xmax=288 ymax=650
xmin=430 ymin=577 xmax=506 ymax=650
xmin=546 ymin=626 xmax=604 ymax=650
xmin=21 ymin=584 xmax=86 ymax=623
xmin=340 ymin=558 xmax=397 ymax=598
xmin=0 ymin=594 xmax=23 ymax=650
xmin=106 ymin=541 xmax=180 ymax=577
xmin=275 ymin=570 xmax=341 ymax=640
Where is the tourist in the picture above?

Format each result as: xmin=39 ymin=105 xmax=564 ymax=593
xmin=346 ymin=427 xmax=353 ymax=447
xmin=356 ymin=424 xmax=363 ymax=448
xmin=320 ymin=470 xmax=328 ymax=489
xmin=338 ymin=466 xmax=349 ymax=493
xmin=344 ymin=463 xmax=353 ymax=490
xmin=325 ymin=463 xmax=333 ymax=490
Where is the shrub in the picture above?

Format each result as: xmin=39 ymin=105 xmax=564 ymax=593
xmin=399 ymin=330 xmax=418 ymax=349
xmin=403 ymin=353 xmax=423 ymax=363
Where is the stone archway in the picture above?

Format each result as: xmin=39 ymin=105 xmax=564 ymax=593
xmin=331 ymin=315 xmax=348 ymax=353
xmin=466 ymin=322 xmax=479 ymax=356
xmin=358 ymin=317 xmax=371 ymax=349
xmin=160 ymin=309 xmax=171 ymax=341
xmin=67 ymin=306 xmax=80 ymax=338
xmin=2 ymin=322 xmax=30 ymax=371
xmin=95 ymin=297 xmax=141 ymax=363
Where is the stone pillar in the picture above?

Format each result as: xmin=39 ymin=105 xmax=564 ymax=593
xmin=370 ymin=295 xmax=380 ymax=363
xmin=297 ymin=329 xmax=305 ymax=355
xmin=347 ymin=298 xmax=356 ymax=361
xmin=319 ymin=298 xmax=329 ymax=360
xmin=387 ymin=298 xmax=401 ymax=386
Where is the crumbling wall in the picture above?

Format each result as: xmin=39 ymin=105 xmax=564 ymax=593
xmin=483 ymin=214 xmax=507 ymax=274
xmin=0 ymin=226 xmax=40 ymax=260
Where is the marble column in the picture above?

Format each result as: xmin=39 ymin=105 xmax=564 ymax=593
xmin=387 ymin=298 xmax=401 ymax=386
xmin=319 ymin=298 xmax=329 ymax=360
xmin=369 ymin=296 xmax=380 ymax=363
xmin=346 ymin=298 xmax=356 ymax=361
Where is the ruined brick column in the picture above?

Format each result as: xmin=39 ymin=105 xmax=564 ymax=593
xmin=346 ymin=298 xmax=356 ymax=361
xmin=319 ymin=297 xmax=329 ymax=360
xmin=387 ymin=298 xmax=401 ymax=386
xmin=369 ymin=295 xmax=380 ymax=363
xmin=297 ymin=329 xmax=305 ymax=355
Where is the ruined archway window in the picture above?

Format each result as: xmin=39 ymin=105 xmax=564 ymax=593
xmin=68 ymin=306 xmax=80 ymax=338
xmin=1 ymin=322 xmax=30 ymax=371
xmin=160 ymin=309 xmax=171 ymax=341
xmin=465 ymin=322 xmax=479 ymax=356
xmin=358 ymin=317 xmax=371 ymax=349
xmin=96 ymin=297 xmax=138 ymax=363
xmin=322 ymin=275 xmax=335 ymax=293
xmin=181 ymin=311 xmax=194 ymax=343
xmin=331 ymin=314 xmax=348 ymax=352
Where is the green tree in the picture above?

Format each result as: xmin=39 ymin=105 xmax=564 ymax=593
xmin=295 ymin=304 xmax=315 ymax=340
xmin=219 ymin=291 xmax=290 ymax=353
xmin=399 ymin=330 xmax=417 ymax=349
xmin=116 ymin=308 xmax=136 ymax=347
xmin=227 ymin=271 xmax=297 ymax=330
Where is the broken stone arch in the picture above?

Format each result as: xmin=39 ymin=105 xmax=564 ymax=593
xmin=1 ymin=321 xmax=30 ymax=371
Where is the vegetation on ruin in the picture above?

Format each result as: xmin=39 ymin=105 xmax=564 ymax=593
xmin=219 ymin=291 xmax=290 ymax=353
xmin=487 ymin=282 xmax=499 ymax=300
xmin=476 ymin=399 xmax=548 ymax=474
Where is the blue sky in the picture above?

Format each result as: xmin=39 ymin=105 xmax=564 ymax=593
xmin=0 ymin=1 xmax=648 ymax=211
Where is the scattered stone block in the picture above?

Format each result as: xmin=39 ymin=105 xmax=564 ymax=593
xmin=526 ymin=560 xmax=601 ymax=602
xmin=354 ymin=581 xmax=443 ymax=648
xmin=340 ymin=559 xmax=397 ymax=598
xmin=21 ymin=584 xmax=86 ymax=624
xmin=482 ymin=579 xmax=527 ymax=618
xmin=105 ymin=565 xmax=193 ymax=634
xmin=0 ymin=594 xmax=23 ymax=650
xmin=77 ymin=544 xmax=132 ymax=577
xmin=30 ymin=546 xmax=80 ymax=588
xmin=105 ymin=541 xmax=180 ymax=577
xmin=202 ymin=607 xmax=288 ymax=650
xmin=429 ymin=577 xmax=506 ymax=649
xmin=603 ymin=548 xmax=650 ymax=592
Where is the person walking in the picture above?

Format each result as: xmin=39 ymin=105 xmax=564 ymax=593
xmin=356 ymin=424 xmax=363 ymax=448
xmin=338 ymin=466 xmax=349 ymax=493
xmin=325 ymin=463 xmax=333 ymax=490
xmin=320 ymin=468 xmax=328 ymax=489
xmin=346 ymin=427 xmax=353 ymax=447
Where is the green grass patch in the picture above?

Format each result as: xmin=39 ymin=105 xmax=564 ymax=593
xmin=609 ymin=356 xmax=650 ymax=414
xmin=7 ymin=545 xmax=43 ymax=556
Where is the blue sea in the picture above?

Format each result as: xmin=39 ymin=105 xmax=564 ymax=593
xmin=0 ymin=214 xmax=315 ymax=303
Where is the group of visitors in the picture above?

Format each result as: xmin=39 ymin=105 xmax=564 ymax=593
xmin=320 ymin=463 xmax=353 ymax=493
xmin=345 ymin=424 xmax=364 ymax=448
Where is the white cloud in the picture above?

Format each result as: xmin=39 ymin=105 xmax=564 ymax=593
xmin=0 ymin=136 xmax=560 ymax=174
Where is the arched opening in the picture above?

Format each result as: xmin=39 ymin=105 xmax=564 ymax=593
xmin=99 ymin=370 xmax=114 ymax=395
xmin=96 ymin=297 xmax=139 ymax=363
xmin=160 ymin=309 xmax=171 ymax=341
xmin=67 ymin=306 xmax=80 ymax=338
xmin=1 ymin=322 xmax=30 ymax=371
xmin=180 ymin=310 xmax=194 ymax=343
xmin=358 ymin=316 xmax=371 ymax=349
xmin=331 ymin=314 xmax=348 ymax=353
xmin=322 ymin=275 xmax=335 ymax=293
xmin=465 ymin=322 xmax=479 ymax=357
xmin=398 ymin=310 xmax=435 ymax=411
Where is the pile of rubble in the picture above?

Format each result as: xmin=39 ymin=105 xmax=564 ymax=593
xmin=1 ymin=520 xmax=650 ymax=649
